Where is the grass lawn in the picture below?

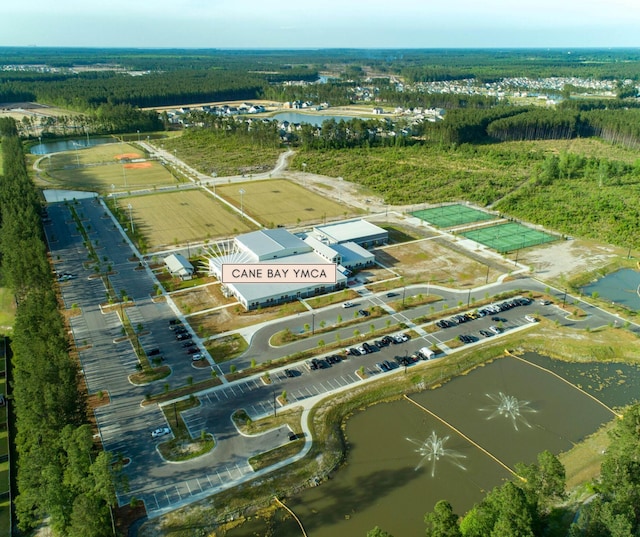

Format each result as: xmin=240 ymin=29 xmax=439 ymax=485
xmin=215 ymin=179 xmax=361 ymax=227
xmin=0 ymin=288 xmax=15 ymax=333
xmin=121 ymin=189 xmax=256 ymax=250
xmin=39 ymin=141 xmax=178 ymax=193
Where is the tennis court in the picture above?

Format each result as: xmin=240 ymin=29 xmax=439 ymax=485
xmin=412 ymin=204 xmax=495 ymax=228
xmin=461 ymin=222 xmax=558 ymax=253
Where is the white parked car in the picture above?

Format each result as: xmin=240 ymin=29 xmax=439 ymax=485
xmin=342 ymin=302 xmax=354 ymax=308
xmin=151 ymin=427 xmax=171 ymax=439
xmin=489 ymin=325 xmax=502 ymax=334
xmin=525 ymin=315 xmax=538 ymax=323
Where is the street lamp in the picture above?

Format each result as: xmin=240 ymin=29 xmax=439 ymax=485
xmin=562 ymin=289 xmax=567 ymax=308
xmin=122 ymin=162 xmax=127 ymax=188
xmin=311 ymin=312 xmax=315 ymax=335
xmin=239 ymin=188 xmax=245 ymax=219
xmin=137 ymin=130 xmax=140 ymax=142
xmin=127 ymin=203 xmax=134 ymax=233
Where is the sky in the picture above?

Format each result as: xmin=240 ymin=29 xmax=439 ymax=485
xmin=1 ymin=0 xmax=640 ymax=49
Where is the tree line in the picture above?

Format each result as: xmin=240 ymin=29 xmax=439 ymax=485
xmin=0 ymin=117 xmax=118 ymax=536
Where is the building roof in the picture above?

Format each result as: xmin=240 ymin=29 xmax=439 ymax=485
xmin=314 ymin=219 xmax=387 ymax=243
xmin=236 ymin=228 xmax=311 ymax=260
xmin=331 ymin=241 xmax=374 ymax=264
xmin=164 ymin=253 xmax=194 ymax=276
xmin=303 ymin=234 xmax=339 ymax=261
xmin=217 ymin=251 xmax=345 ymax=303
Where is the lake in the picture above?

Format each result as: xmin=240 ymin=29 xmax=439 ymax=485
xmin=226 ymin=353 xmax=631 ymax=536
xmin=581 ymin=268 xmax=640 ymax=310
xmin=30 ymin=136 xmax=117 ymax=155
xmin=270 ymin=111 xmax=368 ymax=127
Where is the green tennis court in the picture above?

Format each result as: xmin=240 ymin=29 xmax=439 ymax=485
xmin=412 ymin=204 xmax=495 ymax=228
xmin=461 ymin=222 xmax=558 ymax=253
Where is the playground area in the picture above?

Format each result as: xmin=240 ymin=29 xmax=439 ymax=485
xmin=412 ymin=204 xmax=495 ymax=228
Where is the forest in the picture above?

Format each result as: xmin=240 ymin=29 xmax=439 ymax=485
xmin=0 ymin=118 xmax=118 ymax=536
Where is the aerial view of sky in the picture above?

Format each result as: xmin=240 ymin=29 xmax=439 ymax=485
xmin=2 ymin=0 xmax=639 ymax=49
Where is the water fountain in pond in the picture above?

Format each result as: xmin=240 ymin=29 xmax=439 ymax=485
xmin=480 ymin=392 xmax=537 ymax=431
xmin=407 ymin=431 xmax=467 ymax=476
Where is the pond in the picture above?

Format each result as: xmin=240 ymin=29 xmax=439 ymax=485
xmin=30 ymin=136 xmax=117 ymax=155
xmin=269 ymin=111 xmax=368 ymax=127
xmin=226 ymin=353 xmax=635 ymax=536
xmin=581 ymin=268 xmax=640 ymax=310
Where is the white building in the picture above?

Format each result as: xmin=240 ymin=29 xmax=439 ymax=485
xmin=207 ymin=225 xmax=379 ymax=310
xmin=314 ymin=219 xmax=388 ymax=248
xmin=164 ymin=253 xmax=194 ymax=280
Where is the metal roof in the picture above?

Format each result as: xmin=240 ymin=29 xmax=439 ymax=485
xmin=236 ymin=228 xmax=311 ymax=260
xmin=314 ymin=219 xmax=387 ymax=243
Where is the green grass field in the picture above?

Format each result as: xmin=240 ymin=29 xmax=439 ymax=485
xmin=0 ymin=289 xmax=15 ymax=334
xmin=412 ymin=204 xmax=495 ymax=227
xmin=123 ymin=190 xmax=256 ymax=250
xmin=40 ymin=142 xmax=178 ymax=193
xmin=216 ymin=179 xmax=362 ymax=227
xmin=462 ymin=222 xmax=558 ymax=253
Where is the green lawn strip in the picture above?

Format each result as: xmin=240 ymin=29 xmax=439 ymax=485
xmin=249 ymin=439 xmax=305 ymax=471
xmin=304 ymin=288 xmax=360 ymax=309
xmin=142 ymin=376 xmax=223 ymax=406
xmin=0 ymin=498 xmax=9 ymax=537
xmin=204 ymin=333 xmax=248 ymax=363
xmin=0 ymin=288 xmax=15 ymax=330
xmin=157 ymin=396 xmax=214 ymax=461
xmin=269 ymin=305 xmax=386 ymax=347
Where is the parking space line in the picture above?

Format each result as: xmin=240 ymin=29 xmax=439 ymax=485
xmin=174 ymin=485 xmax=182 ymax=499
xmin=185 ymin=481 xmax=192 ymax=495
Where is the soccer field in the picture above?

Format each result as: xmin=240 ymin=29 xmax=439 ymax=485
xmin=215 ymin=179 xmax=361 ymax=227
xmin=122 ymin=190 xmax=256 ymax=250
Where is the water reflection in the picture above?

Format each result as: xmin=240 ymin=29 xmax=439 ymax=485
xmin=407 ymin=431 xmax=467 ymax=475
xmin=480 ymin=392 xmax=537 ymax=431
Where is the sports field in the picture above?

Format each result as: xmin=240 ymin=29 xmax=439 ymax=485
xmin=215 ymin=179 xmax=361 ymax=227
xmin=122 ymin=190 xmax=256 ymax=250
xmin=41 ymin=142 xmax=178 ymax=193
xmin=461 ymin=222 xmax=558 ymax=253
xmin=412 ymin=204 xmax=495 ymax=228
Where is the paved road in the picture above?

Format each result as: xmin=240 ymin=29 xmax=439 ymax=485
xmin=44 ymin=196 xmax=635 ymax=519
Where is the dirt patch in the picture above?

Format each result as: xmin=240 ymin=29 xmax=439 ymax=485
xmin=172 ymin=283 xmax=235 ymax=314
xmin=522 ymin=239 xmax=623 ymax=282
xmin=115 ymin=153 xmax=142 ymax=160
xmin=124 ymin=162 xmax=152 ymax=169
xmin=376 ymin=238 xmax=509 ymax=287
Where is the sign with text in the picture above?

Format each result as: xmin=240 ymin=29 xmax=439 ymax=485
xmin=222 ymin=263 xmax=337 ymax=284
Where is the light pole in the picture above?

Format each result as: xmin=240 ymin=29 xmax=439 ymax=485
xmin=122 ymin=162 xmax=127 ymax=188
xmin=311 ymin=312 xmax=315 ymax=335
xmin=73 ymin=142 xmax=80 ymax=167
xmin=562 ymin=289 xmax=567 ymax=308
xmin=239 ymin=188 xmax=245 ymax=219
xmin=485 ymin=264 xmax=490 ymax=284
xmin=127 ymin=203 xmax=134 ymax=233
xmin=137 ymin=130 xmax=140 ymax=142
xmin=402 ymin=286 xmax=406 ymax=307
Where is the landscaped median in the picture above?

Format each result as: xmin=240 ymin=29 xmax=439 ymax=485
xmin=157 ymin=396 xmax=215 ymax=461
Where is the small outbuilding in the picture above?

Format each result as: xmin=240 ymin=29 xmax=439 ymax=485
xmin=164 ymin=253 xmax=194 ymax=280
